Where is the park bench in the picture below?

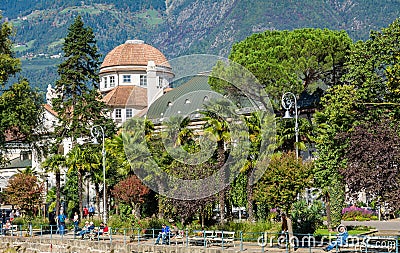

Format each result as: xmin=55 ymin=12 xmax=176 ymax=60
xmin=210 ymin=231 xmax=236 ymax=247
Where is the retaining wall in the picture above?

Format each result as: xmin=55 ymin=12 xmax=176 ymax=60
xmin=0 ymin=237 xmax=232 ymax=253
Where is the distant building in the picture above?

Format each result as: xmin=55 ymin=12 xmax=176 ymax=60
xmin=99 ymin=39 xmax=174 ymax=126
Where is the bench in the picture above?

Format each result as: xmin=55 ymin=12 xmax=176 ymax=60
xmin=2 ymin=225 xmax=18 ymax=236
xmin=170 ymin=230 xmax=185 ymax=245
xmin=210 ymin=231 xmax=235 ymax=247
xmin=188 ymin=230 xmax=215 ymax=246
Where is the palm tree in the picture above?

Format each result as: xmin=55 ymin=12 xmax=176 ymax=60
xmin=41 ymin=154 xmax=65 ymax=216
xmin=202 ymin=100 xmax=232 ymax=225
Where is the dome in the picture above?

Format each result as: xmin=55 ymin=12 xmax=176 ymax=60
xmin=100 ymin=40 xmax=170 ymax=70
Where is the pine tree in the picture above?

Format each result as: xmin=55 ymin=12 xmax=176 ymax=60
xmin=52 ymin=15 xmax=115 ymax=218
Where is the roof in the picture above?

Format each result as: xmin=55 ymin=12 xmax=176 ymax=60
xmin=100 ymin=40 xmax=170 ymax=70
xmin=1 ymin=156 xmax=32 ymax=169
xmin=102 ymin=85 xmax=147 ymax=108
xmin=147 ymin=75 xmax=257 ymax=120
xmin=43 ymin=104 xmax=57 ymax=116
xmin=146 ymin=75 xmax=216 ymax=119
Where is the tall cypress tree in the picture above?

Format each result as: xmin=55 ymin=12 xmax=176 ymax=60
xmin=52 ymin=15 xmax=115 ymax=218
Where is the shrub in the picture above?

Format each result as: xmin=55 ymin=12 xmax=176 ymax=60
xmin=291 ymin=200 xmax=324 ymax=234
xmin=342 ymin=206 xmax=376 ymax=221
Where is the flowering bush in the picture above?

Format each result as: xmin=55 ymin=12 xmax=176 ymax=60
xmin=342 ymin=206 xmax=377 ymax=221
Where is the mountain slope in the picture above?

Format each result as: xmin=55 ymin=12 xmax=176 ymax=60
xmin=1 ymin=0 xmax=399 ymax=90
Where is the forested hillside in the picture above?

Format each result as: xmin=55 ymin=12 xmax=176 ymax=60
xmin=1 ymin=0 xmax=399 ymax=91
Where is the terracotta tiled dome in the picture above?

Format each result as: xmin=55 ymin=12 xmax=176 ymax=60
xmin=100 ymin=40 xmax=170 ymax=69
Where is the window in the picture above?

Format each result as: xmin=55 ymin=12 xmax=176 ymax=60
xmin=126 ymin=108 xmax=133 ymax=118
xmin=115 ymin=108 xmax=122 ymax=118
xmin=110 ymin=76 xmax=115 ymax=87
xmin=123 ymin=75 xmax=131 ymax=83
xmin=158 ymin=77 xmax=163 ymax=88
xmin=103 ymin=77 xmax=108 ymax=88
xmin=140 ymin=75 xmax=147 ymax=86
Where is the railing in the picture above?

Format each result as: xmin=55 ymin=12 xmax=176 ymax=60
xmin=0 ymin=225 xmax=399 ymax=253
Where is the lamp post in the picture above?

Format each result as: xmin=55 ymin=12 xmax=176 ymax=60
xmin=281 ymin=92 xmax=299 ymax=159
xmin=91 ymin=125 xmax=107 ymax=224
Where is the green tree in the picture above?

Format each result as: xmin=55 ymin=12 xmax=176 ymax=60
xmin=217 ymin=28 xmax=352 ymax=110
xmin=313 ymin=84 xmax=358 ymax=230
xmin=51 ymin=15 xmax=115 ymax=218
xmin=52 ymin=15 xmax=115 ymax=145
xmin=344 ymin=18 xmax=400 ymax=120
xmin=65 ymin=144 xmax=98 ymax=219
xmin=0 ymin=15 xmax=20 ymax=86
xmin=202 ymin=100 xmax=233 ymax=225
xmin=0 ymin=21 xmax=43 ymax=165
xmin=253 ymin=152 xmax=313 ymax=231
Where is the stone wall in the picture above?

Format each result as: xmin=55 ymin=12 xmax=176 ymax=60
xmin=0 ymin=237 xmax=233 ymax=253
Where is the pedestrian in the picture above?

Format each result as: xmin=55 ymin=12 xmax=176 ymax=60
xmin=58 ymin=211 xmax=67 ymax=235
xmin=73 ymin=211 xmax=79 ymax=232
xmin=9 ymin=210 xmax=14 ymax=223
xmin=88 ymin=205 xmax=95 ymax=219
xmin=83 ymin=206 xmax=89 ymax=219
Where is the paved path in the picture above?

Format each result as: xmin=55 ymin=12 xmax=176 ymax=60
xmin=342 ymin=219 xmax=400 ymax=234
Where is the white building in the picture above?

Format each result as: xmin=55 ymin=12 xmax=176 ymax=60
xmin=1 ymin=40 xmax=174 ymax=202
xmin=99 ymin=39 xmax=174 ymax=126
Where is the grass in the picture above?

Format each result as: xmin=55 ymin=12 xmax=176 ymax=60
xmin=59 ymin=6 xmax=102 ymax=15
xmin=135 ymin=9 xmax=164 ymax=25
xmin=315 ymin=227 xmax=373 ymax=236
xmin=13 ymin=40 xmax=35 ymax=53
xmin=21 ymin=58 xmax=62 ymax=71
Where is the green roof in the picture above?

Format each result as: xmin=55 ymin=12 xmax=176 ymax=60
xmin=147 ymin=75 xmax=259 ymax=121
xmin=1 ymin=156 xmax=32 ymax=169
xmin=147 ymin=75 xmax=217 ymax=119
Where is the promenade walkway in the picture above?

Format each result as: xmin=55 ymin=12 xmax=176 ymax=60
xmin=1 ymin=220 xmax=399 ymax=252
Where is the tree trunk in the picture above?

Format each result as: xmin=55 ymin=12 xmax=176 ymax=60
xmin=86 ymin=178 xmax=90 ymax=207
xmin=78 ymin=170 xmax=83 ymax=220
xmin=325 ymin=193 xmax=332 ymax=231
xmin=219 ymin=191 xmax=225 ymax=225
xmin=247 ymin=168 xmax=255 ymax=221
xmin=56 ymin=172 xmax=61 ymax=216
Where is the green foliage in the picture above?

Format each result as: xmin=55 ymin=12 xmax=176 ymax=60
xmin=0 ymin=15 xmax=21 ymax=86
xmin=225 ymin=28 xmax=352 ymax=110
xmin=215 ymin=220 xmax=272 ymax=235
xmin=291 ymin=200 xmax=324 ymax=234
xmin=254 ymin=152 xmax=313 ymax=215
xmin=313 ymin=84 xmax=358 ymax=230
xmin=63 ymin=169 xmax=79 ymax=217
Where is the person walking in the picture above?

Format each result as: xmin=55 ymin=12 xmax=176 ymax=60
xmin=58 ymin=211 xmax=67 ymax=235
xmin=73 ymin=212 xmax=79 ymax=232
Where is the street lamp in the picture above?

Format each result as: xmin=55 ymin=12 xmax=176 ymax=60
xmin=91 ymin=125 xmax=107 ymax=224
xmin=281 ymin=92 xmax=299 ymax=159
